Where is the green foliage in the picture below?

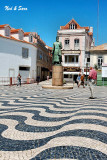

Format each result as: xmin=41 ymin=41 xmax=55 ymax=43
xmin=94 ymin=64 xmax=98 ymax=70
xmin=63 ymin=80 xmax=66 ymax=84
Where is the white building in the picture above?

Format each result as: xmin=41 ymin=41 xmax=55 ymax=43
xmin=0 ymin=24 xmax=52 ymax=85
xmin=90 ymin=43 xmax=107 ymax=69
xmin=0 ymin=24 xmax=37 ymax=85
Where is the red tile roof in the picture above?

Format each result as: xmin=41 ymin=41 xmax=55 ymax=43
xmin=0 ymin=24 xmax=11 ymax=29
xmin=0 ymin=25 xmax=52 ymax=51
xmin=0 ymin=34 xmax=34 ymax=46
xmin=60 ymin=19 xmax=89 ymax=31
xmin=88 ymin=32 xmax=93 ymax=36
xmin=0 ymin=24 xmax=8 ymax=28
xmin=24 ymin=32 xmax=31 ymax=36
xmin=11 ymin=29 xmax=20 ymax=34
xmin=46 ymin=45 xmax=52 ymax=50
xmin=90 ymin=43 xmax=107 ymax=51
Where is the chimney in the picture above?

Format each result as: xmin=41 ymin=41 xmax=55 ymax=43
xmin=89 ymin=27 xmax=93 ymax=33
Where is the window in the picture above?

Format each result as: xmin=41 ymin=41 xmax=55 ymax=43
xmin=98 ymin=56 xmax=103 ymax=69
xmin=5 ymin=27 xmax=10 ymax=37
xmin=65 ymin=56 xmax=68 ymax=63
xmin=40 ymin=54 xmax=42 ymax=60
xmin=37 ymin=50 xmax=43 ymax=60
xmin=64 ymin=74 xmax=68 ymax=78
xmin=22 ymin=48 xmax=29 ymax=58
xmin=74 ymin=39 xmax=80 ymax=50
xmin=65 ymin=39 xmax=69 ymax=45
xmin=19 ymin=32 xmax=23 ymax=40
xmin=69 ymin=55 xmax=74 ymax=62
xmin=44 ymin=54 xmax=47 ymax=62
xmin=30 ymin=35 xmax=33 ymax=42
xmin=71 ymin=24 xmax=76 ymax=29
xmin=19 ymin=67 xmax=30 ymax=71
xmin=76 ymin=55 xmax=79 ymax=62
xmin=64 ymin=39 xmax=70 ymax=49
xmin=65 ymin=55 xmax=79 ymax=63
xmin=47 ymin=56 xmax=49 ymax=63
xmin=87 ymin=58 xmax=90 ymax=62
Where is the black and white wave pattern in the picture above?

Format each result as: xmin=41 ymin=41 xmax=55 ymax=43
xmin=0 ymin=84 xmax=107 ymax=160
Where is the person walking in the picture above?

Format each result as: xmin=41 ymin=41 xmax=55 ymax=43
xmin=77 ymin=73 xmax=81 ymax=88
xmin=81 ymin=74 xmax=85 ymax=88
xmin=88 ymin=67 xmax=97 ymax=98
xmin=36 ymin=76 xmax=40 ymax=85
xmin=89 ymin=67 xmax=97 ymax=85
xmin=17 ymin=73 xmax=21 ymax=86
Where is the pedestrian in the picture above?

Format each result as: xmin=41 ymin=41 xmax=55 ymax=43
xmin=88 ymin=67 xmax=97 ymax=98
xmin=47 ymin=75 xmax=49 ymax=81
xmin=81 ymin=74 xmax=85 ymax=88
xmin=77 ymin=73 xmax=81 ymax=87
xmin=17 ymin=73 xmax=21 ymax=86
xmin=36 ymin=76 xmax=40 ymax=85
xmin=89 ymin=67 xmax=97 ymax=85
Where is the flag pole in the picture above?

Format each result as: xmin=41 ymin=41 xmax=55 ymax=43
xmin=97 ymin=0 xmax=99 ymax=45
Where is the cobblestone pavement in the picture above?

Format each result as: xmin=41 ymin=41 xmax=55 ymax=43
xmin=0 ymin=80 xmax=107 ymax=160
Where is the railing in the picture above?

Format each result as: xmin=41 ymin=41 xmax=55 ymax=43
xmin=62 ymin=62 xmax=80 ymax=67
xmin=0 ymin=77 xmax=34 ymax=86
xmin=0 ymin=77 xmax=10 ymax=85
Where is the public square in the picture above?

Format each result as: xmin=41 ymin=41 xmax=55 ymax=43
xmin=0 ymin=80 xmax=107 ymax=160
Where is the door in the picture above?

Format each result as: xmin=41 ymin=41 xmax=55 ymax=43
xmin=19 ymin=66 xmax=30 ymax=83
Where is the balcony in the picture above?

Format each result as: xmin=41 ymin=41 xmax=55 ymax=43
xmin=62 ymin=62 xmax=80 ymax=67
xmin=63 ymin=55 xmax=80 ymax=67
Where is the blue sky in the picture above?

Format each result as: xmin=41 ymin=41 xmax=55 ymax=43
xmin=0 ymin=0 xmax=107 ymax=47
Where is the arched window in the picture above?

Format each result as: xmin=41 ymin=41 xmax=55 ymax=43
xmin=74 ymin=39 xmax=80 ymax=50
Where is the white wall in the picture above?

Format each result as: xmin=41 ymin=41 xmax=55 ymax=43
xmin=58 ymin=29 xmax=86 ymax=70
xmin=11 ymin=33 xmax=19 ymax=39
xmin=90 ymin=54 xmax=97 ymax=67
xmin=5 ymin=26 xmax=10 ymax=37
xmin=90 ymin=52 xmax=107 ymax=68
xmin=104 ymin=54 xmax=107 ymax=64
xmin=24 ymin=36 xmax=29 ymax=42
xmin=0 ymin=37 xmax=37 ymax=81
xmin=19 ymin=30 xmax=24 ymax=40
xmin=0 ymin=29 xmax=5 ymax=36
xmin=85 ymin=33 xmax=93 ymax=51
xmin=11 ymin=30 xmax=24 ymax=40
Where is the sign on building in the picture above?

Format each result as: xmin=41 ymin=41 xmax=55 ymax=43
xmin=102 ymin=63 xmax=107 ymax=78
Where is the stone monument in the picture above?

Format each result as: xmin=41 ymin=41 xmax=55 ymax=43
xmin=42 ymin=37 xmax=73 ymax=89
xmin=52 ymin=36 xmax=63 ymax=86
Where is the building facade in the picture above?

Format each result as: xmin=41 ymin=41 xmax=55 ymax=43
xmin=0 ymin=24 xmax=52 ymax=85
xmin=36 ymin=44 xmax=52 ymax=81
xmin=24 ymin=32 xmax=52 ymax=81
xmin=57 ymin=19 xmax=94 ymax=81
xmin=90 ymin=43 xmax=107 ymax=69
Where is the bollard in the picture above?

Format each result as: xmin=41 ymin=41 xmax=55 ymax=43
xmin=10 ymin=77 xmax=12 ymax=86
